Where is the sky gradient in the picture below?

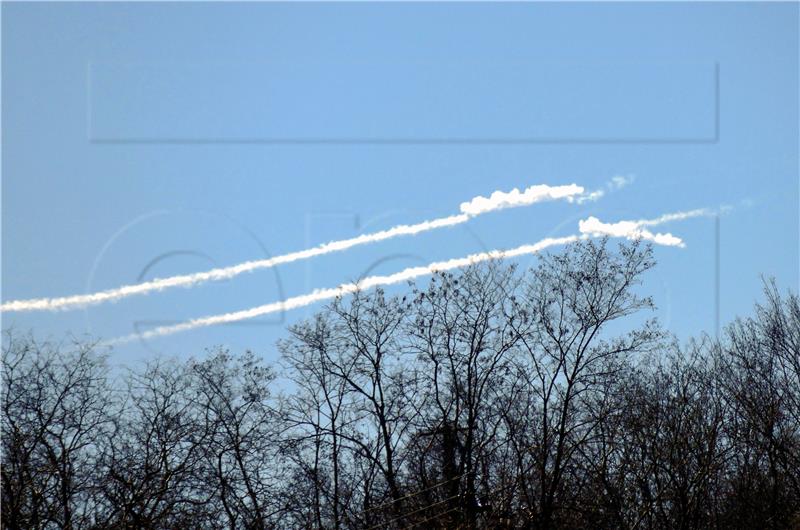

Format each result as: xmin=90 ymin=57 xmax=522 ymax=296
xmin=2 ymin=2 xmax=798 ymax=365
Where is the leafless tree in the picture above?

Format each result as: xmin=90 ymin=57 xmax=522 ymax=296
xmin=189 ymin=349 xmax=287 ymax=530
xmin=4 ymin=242 xmax=798 ymax=530
xmin=715 ymin=280 xmax=800 ymax=529
xmin=280 ymin=290 xmax=417 ymax=529
xmin=405 ymin=263 xmax=521 ymax=528
xmin=2 ymin=332 xmax=113 ymax=530
xmin=94 ymin=358 xmax=212 ymax=529
xmin=501 ymin=239 xmax=660 ymax=529
xmin=619 ymin=344 xmax=729 ymax=530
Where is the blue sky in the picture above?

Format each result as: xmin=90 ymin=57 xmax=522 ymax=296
xmin=2 ymin=2 xmax=798 ymax=365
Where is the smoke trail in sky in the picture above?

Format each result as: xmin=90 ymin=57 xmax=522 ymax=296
xmin=2 ymin=183 xmax=588 ymax=313
xmin=578 ymin=207 xmax=719 ymax=248
xmin=579 ymin=217 xmax=685 ymax=247
xmin=637 ymin=207 xmax=719 ymax=227
xmin=108 ymin=235 xmax=582 ymax=344
xmin=109 ymin=206 xmax=711 ymax=344
xmin=574 ymin=174 xmax=636 ymax=204
xmin=459 ymin=183 xmax=583 ymax=214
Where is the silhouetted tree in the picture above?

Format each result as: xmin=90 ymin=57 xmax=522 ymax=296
xmin=4 ymin=242 xmax=799 ymax=529
xmin=2 ymin=333 xmax=113 ymax=530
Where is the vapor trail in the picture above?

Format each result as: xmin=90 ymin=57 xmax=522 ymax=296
xmin=575 ymin=174 xmax=636 ymax=204
xmin=109 ymin=235 xmax=582 ymax=344
xmin=109 ymin=206 xmax=707 ymax=344
xmin=578 ymin=207 xmax=721 ymax=248
xmin=637 ymin=207 xmax=719 ymax=227
xmin=2 ymin=183 xmax=587 ymax=313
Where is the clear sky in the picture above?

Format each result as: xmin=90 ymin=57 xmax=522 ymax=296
xmin=2 ymin=2 xmax=798 ymax=365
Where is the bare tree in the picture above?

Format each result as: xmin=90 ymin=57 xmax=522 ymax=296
xmin=716 ymin=280 xmax=800 ymax=528
xmin=504 ymin=239 xmax=661 ymax=528
xmin=281 ymin=312 xmax=354 ymax=529
xmin=189 ymin=349 xmax=286 ymax=530
xmin=620 ymin=344 xmax=729 ymax=530
xmin=2 ymin=331 xmax=113 ymax=530
xmin=94 ymin=357 xmax=213 ymax=530
xmin=280 ymin=290 xmax=417 ymax=529
xmin=406 ymin=263 xmax=521 ymax=528
xmin=4 ymin=243 xmax=798 ymax=530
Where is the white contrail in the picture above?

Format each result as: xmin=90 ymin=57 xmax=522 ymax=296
xmin=108 ymin=206 xmax=701 ymax=345
xmin=609 ymin=174 xmax=636 ymax=190
xmin=579 ymin=217 xmax=685 ymax=247
xmin=109 ymin=235 xmax=583 ymax=344
xmin=637 ymin=207 xmax=717 ymax=227
xmin=575 ymin=174 xmax=636 ymax=204
xmin=2 ymin=183 xmax=589 ymax=313
xmin=459 ymin=183 xmax=584 ymax=215
xmin=578 ymin=207 xmax=719 ymax=248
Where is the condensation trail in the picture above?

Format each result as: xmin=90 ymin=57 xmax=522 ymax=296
xmin=108 ymin=207 xmax=708 ymax=344
xmin=2 ymin=183 xmax=586 ymax=313
xmin=108 ymin=235 xmax=582 ymax=344
xmin=578 ymin=207 xmax=723 ymax=248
